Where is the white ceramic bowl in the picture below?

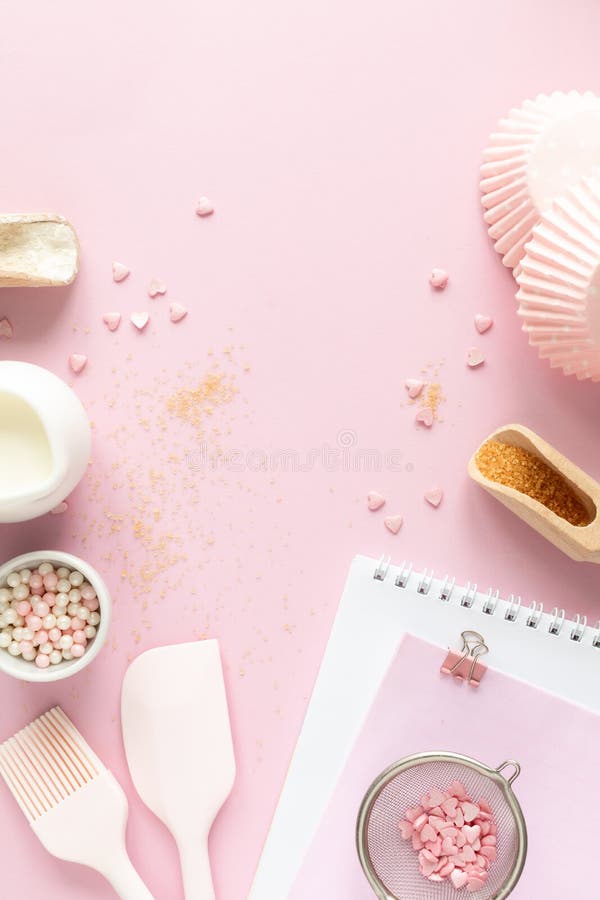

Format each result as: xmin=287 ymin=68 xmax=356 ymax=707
xmin=0 ymin=551 xmax=111 ymax=683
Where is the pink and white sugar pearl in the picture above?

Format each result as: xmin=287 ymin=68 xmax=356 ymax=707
xmin=398 ymin=781 xmax=498 ymax=892
xmin=0 ymin=562 xmax=100 ymax=667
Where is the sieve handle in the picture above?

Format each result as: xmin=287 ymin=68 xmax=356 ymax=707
xmin=496 ymin=760 xmax=521 ymax=785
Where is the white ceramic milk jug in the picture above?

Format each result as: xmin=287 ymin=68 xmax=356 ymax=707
xmin=0 ymin=361 xmax=91 ymax=522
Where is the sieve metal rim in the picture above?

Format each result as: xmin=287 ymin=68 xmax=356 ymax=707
xmin=356 ymin=751 xmax=528 ymax=900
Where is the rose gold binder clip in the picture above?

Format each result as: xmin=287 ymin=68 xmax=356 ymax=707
xmin=441 ymin=630 xmax=489 ymax=687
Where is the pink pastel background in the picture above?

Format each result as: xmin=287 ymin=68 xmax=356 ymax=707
xmin=1 ymin=1 xmax=600 ymax=897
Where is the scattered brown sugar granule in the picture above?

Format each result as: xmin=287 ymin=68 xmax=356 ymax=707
xmin=475 ymin=439 xmax=591 ymax=527
xmin=423 ymin=382 xmax=443 ymax=418
xmin=166 ymin=370 xmax=237 ymax=434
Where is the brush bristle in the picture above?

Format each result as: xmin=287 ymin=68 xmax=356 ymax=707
xmin=0 ymin=707 xmax=103 ymax=822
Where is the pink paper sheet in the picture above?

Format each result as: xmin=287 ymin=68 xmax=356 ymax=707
xmin=290 ymin=635 xmax=600 ymax=899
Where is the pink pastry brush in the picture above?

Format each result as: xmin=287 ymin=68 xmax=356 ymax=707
xmin=0 ymin=706 xmax=154 ymax=899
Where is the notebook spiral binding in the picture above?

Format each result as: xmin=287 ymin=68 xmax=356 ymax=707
xmin=373 ymin=555 xmax=600 ymax=648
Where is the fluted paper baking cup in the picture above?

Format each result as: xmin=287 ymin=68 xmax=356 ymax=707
xmin=481 ymin=91 xmax=600 ymax=269
xmin=516 ymin=174 xmax=600 ymax=381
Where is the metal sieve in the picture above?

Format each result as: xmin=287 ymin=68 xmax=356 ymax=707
xmin=356 ymin=752 xmax=527 ymax=900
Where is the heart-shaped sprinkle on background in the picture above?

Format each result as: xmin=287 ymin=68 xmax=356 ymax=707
xmin=69 ymin=353 xmax=87 ymax=374
xmin=467 ymin=347 xmax=485 ymax=367
xmin=474 ymin=314 xmax=493 ymax=334
xmin=102 ymin=311 xmax=121 ymax=331
xmin=405 ymin=378 xmax=424 ymax=399
xmin=112 ymin=261 xmax=130 ymax=282
xmin=131 ymin=311 xmax=150 ymax=330
xmin=195 ymin=196 xmax=214 ymax=216
xmin=169 ymin=302 xmax=188 ymax=323
xmin=429 ymin=267 xmax=449 ymax=289
xmin=367 ymin=490 xmax=386 ymax=511
xmin=415 ymin=407 xmax=433 ymax=427
xmin=424 ymin=487 xmax=443 ymax=507
xmin=384 ymin=514 xmax=403 ymax=534
xmin=148 ymin=278 xmax=167 ymax=297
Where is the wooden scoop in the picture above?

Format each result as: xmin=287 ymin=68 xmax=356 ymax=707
xmin=468 ymin=424 xmax=600 ymax=563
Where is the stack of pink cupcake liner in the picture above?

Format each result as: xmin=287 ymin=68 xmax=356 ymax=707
xmin=481 ymin=90 xmax=600 ymax=380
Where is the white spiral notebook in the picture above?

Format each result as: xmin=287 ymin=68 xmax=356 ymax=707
xmin=249 ymin=553 xmax=600 ymax=900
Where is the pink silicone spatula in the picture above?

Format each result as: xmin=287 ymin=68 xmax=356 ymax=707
xmin=121 ymin=640 xmax=236 ymax=899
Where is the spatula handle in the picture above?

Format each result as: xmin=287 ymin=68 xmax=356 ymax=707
xmin=179 ymin=840 xmax=215 ymax=900
xmin=104 ymin=851 xmax=156 ymax=900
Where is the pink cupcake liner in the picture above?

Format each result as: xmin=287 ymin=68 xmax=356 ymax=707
xmin=516 ymin=174 xmax=600 ymax=381
xmin=481 ymin=91 xmax=600 ymax=269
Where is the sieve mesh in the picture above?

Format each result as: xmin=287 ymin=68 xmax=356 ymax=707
xmin=362 ymin=758 xmax=522 ymax=900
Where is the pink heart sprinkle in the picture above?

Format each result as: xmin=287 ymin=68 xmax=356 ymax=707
xmin=367 ymin=490 xmax=386 ymax=511
xmin=438 ymin=860 xmax=455 ymax=878
xmin=102 ymin=311 xmax=121 ymax=332
xmin=441 ymin=797 xmax=458 ymax=817
xmin=0 ymin=317 xmax=13 ymax=339
xmin=449 ymin=781 xmax=468 ymax=800
xmin=412 ymin=833 xmax=424 ymax=851
xmin=420 ymin=858 xmax=437 ymax=878
xmin=426 ymin=837 xmax=442 ymax=857
xmin=148 ymin=278 xmax=167 ymax=298
xmin=442 ymin=836 xmax=458 ymax=856
xmin=169 ymin=302 xmax=188 ymax=323
xmin=424 ymin=487 xmax=443 ymax=507
xmin=112 ymin=261 xmax=130 ymax=282
xmin=467 ymin=877 xmax=486 ymax=893
xmin=384 ymin=514 xmax=403 ymax=534
xmin=50 ymin=501 xmax=68 ymax=515
xmin=451 ymin=870 xmax=468 ymax=890
xmin=462 ymin=802 xmax=480 ymax=823
xmin=195 ymin=196 xmax=214 ymax=217
xmin=429 ymin=267 xmax=449 ymax=289
xmin=413 ymin=813 xmax=428 ymax=832
xmin=131 ymin=311 xmax=149 ymax=331
xmin=464 ymin=825 xmax=481 ymax=845
xmin=405 ymin=378 xmax=424 ymax=399
xmin=421 ymin=823 xmax=437 ymax=843
xmin=69 ymin=354 xmax=87 ymax=374
xmin=428 ymin=789 xmax=446 ymax=807
xmin=475 ymin=314 xmax=493 ymax=334
xmin=405 ymin=806 xmax=423 ymax=823
xmin=415 ymin=407 xmax=433 ymax=427
xmin=461 ymin=845 xmax=477 ymax=863
xmin=467 ymin=347 xmax=485 ymax=368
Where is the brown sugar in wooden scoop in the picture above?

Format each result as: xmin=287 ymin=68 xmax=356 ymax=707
xmin=475 ymin=440 xmax=591 ymax=526
xmin=468 ymin=424 xmax=600 ymax=563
